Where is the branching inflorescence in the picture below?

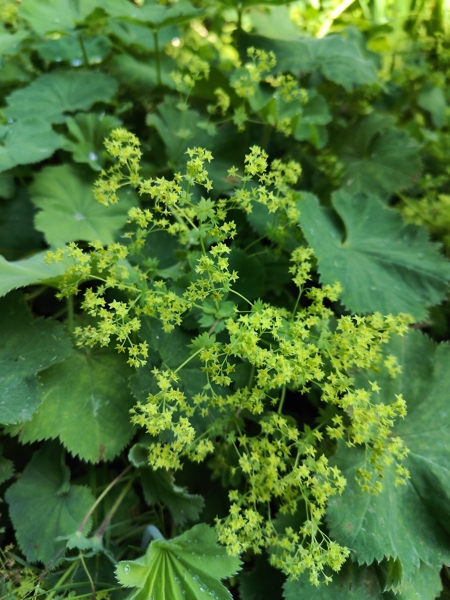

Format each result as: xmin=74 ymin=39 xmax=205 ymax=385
xmin=47 ymin=128 xmax=413 ymax=586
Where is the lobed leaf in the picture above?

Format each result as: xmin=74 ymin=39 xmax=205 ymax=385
xmin=327 ymin=331 xmax=450 ymax=580
xmin=17 ymin=348 xmax=136 ymax=463
xmin=0 ymin=293 xmax=72 ymax=425
xmin=0 ymin=119 xmax=63 ymax=173
xmin=5 ymin=443 xmax=94 ymax=565
xmin=5 ymin=71 xmax=118 ymax=124
xmin=299 ymin=191 xmax=450 ymax=319
xmin=30 ymin=164 xmax=133 ymax=246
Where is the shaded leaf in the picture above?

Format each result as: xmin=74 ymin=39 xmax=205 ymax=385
xmin=110 ymin=52 xmax=176 ymax=92
xmin=115 ymin=524 xmax=240 ymax=599
xmin=30 ymin=164 xmax=133 ymax=246
xmin=0 ymin=293 xmax=72 ymax=425
xmin=5 ymin=71 xmax=118 ymax=124
xmin=62 ymin=112 xmax=121 ymax=171
xmin=37 ymin=34 xmax=111 ymax=66
xmin=283 ymin=559 xmax=442 ymax=600
xmin=102 ymin=0 xmax=204 ymax=27
xmin=0 ymin=446 xmax=14 ymax=486
xmin=17 ymin=349 xmax=136 ymax=463
xmin=240 ymin=555 xmax=285 ymax=600
xmin=299 ymin=191 xmax=450 ymax=319
xmin=5 ymin=443 xmax=94 ymax=564
xmin=0 ymin=191 xmax=44 ymax=260
xmin=327 ymin=332 xmax=450 ymax=580
xmin=130 ymin=443 xmax=204 ymax=525
xmin=0 ymin=119 xmax=63 ymax=173
xmin=337 ymin=114 xmax=421 ymax=197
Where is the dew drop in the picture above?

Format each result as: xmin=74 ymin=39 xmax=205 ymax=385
xmin=54 ymin=17 xmax=60 ymax=22
xmin=55 ymin=56 xmax=62 ymax=62
xmin=124 ymin=565 xmax=130 ymax=574
xmin=89 ymin=151 xmax=98 ymax=161
xmin=7 ymin=118 xmax=13 ymax=123
xmin=71 ymin=58 xmax=82 ymax=67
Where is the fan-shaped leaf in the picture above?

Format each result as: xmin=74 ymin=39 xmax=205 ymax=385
xmin=17 ymin=349 xmax=136 ymax=463
xmin=0 ymin=119 xmax=63 ymax=173
xmin=5 ymin=71 xmax=118 ymax=124
xmin=0 ymin=293 xmax=72 ymax=425
xmin=116 ymin=524 xmax=240 ymax=599
xmin=299 ymin=191 xmax=450 ymax=319
xmin=5 ymin=443 xmax=94 ymax=564
xmin=327 ymin=331 xmax=450 ymax=581
xmin=30 ymin=164 xmax=133 ymax=246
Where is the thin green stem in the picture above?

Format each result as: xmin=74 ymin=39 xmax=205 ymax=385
xmin=173 ymin=347 xmax=203 ymax=374
xmin=78 ymin=33 xmax=90 ymax=67
xmin=79 ymin=553 xmax=96 ymax=599
xmin=35 ymin=559 xmax=78 ymax=600
xmin=67 ymin=296 xmax=74 ymax=335
xmin=78 ymin=465 xmax=132 ymax=534
xmin=278 ymin=385 xmax=287 ymax=414
xmin=94 ymin=474 xmax=136 ymax=539
xmin=230 ymin=289 xmax=253 ymax=307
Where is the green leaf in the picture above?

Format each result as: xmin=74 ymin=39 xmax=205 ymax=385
xmin=327 ymin=331 xmax=450 ymax=580
xmin=0 ymin=446 xmax=14 ymax=486
xmin=0 ymin=191 xmax=44 ymax=260
xmin=283 ymin=559 xmax=442 ymax=600
xmin=17 ymin=348 xmax=136 ymax=463
xmin=5 ymin=443 xmax=94 ymax=565
xmin=115 ymin=523 xmax=240 ymax=599
xmin=0 ymin=292 xmax=72 ymax=425
xmin=129 ymin=443 xmax=204 ymax=525
xmin=30 ymin=164 xmax=133 ymax=246
xmin=110 ymin=52 xmax=176 ymax=91
xmin=19 ymin=0 xmax=98 ymax=35
xmin=299 ymin=191 xmax=450 ymax=319
xmin=239 ymin=33 xmax=379 ymax=90
xmin=102 ymin=0 xmax=204 ymax=28
xmin=0 ymin=251 xmax=73 ymax=297
xmin=5 ymin=71 xmax=118 ymax=124
xmin=0 ymin=119 xmax=63 ymax=173
xmin=283 ymin=560 xmax=384 ymax=599
xmin=37 ymin=34 xmax=111 ymax=66
xmin=336 ymin=114 xmax=421 ymax=197
xmin=239 ymin=555 xmax=285 ymax=600
xmin=62 ymin=112 xmax=121 ymax=170
xmin=0 ymin=29 xmax=28 ymax=56
xmin=107 ymin=18 xmax=176 ymax=51
xmin=418 ymin=85 xmax=447 ymax=128
xmin=228 ymin=248 xmax=266 ymax=301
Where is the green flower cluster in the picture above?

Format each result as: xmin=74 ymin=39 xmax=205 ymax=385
xmin=48 ymin=129 xmax=413 ymax=585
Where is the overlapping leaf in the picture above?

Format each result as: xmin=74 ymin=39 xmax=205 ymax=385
xmin=5 ymin=71 xmax=118 ymax=124
xmin=0 ymin=119 xmax=63 ymax=173
xmin=62 ymin=113 xmax=121 ymax=170
xmin=327 ymin=331 xmax=450 ymax=581
xmin=5 ymin=443 xmax=94 ymax=564
xmin=299 ymin=191 xmax=450 ymax=319
xmin=30 ymin=164 xmax=133 ymax=246
xmin=17 ymin=348 xmax=136 ymax=463
xmin=283 ymin=560 xmax=442 ymax=600
xmin=240 ymin=33 xmax=379 ymax=91
xmin=130 ymin=442 xmax=204 ymax=525
xmin=336 ymin=114 xmax=421 ymax=197
xmin=0 ymin=293 xmax=72 ymax=425
xmin=0 ymin=191 xmax=43 ymax=260
xmin=19 ymin=0 xmax=98 ymax=35
xmin=0 ymin=251 xmax=72 ymax=297
xmin=115 ymin=524 xmax=240 ymax=599
xmin=0 ymin=446 xmax=14 ymax=486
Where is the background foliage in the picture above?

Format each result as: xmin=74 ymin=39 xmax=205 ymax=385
xmin=1 ymin=0 xmax=450 ymax=598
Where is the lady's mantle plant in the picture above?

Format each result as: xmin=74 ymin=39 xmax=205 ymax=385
xmin=1 ymin=0 xmax=450 ymax=598
xmin=47 ymin=129 xmax=412 ymax=586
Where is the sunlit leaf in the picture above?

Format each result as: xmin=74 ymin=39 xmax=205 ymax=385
xmin=5 ymin=71 xmax=118 ymax=124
